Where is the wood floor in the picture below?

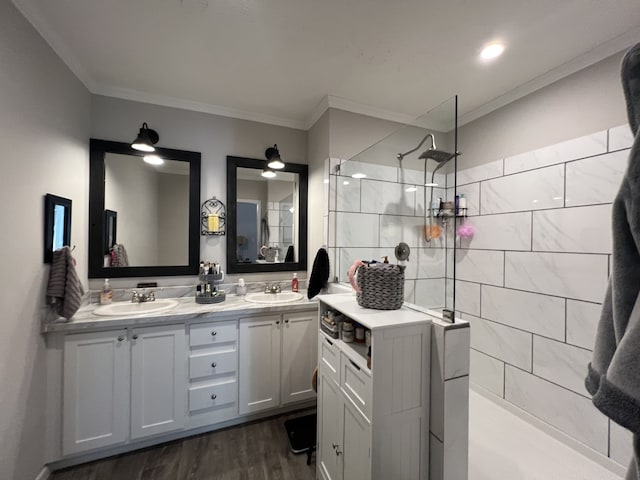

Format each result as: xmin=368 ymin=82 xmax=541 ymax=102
xmin=51 ymin=410 xmax=317 ymax=480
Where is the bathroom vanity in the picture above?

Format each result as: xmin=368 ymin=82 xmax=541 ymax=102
xmin=42 ymin=295 xmax=318 ymax=467
xmin=316 ymin=294 xmax=432 ymax=480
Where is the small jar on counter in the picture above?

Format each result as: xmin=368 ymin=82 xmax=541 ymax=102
xmin=342 ymin=321 xmax=354 ymax=343
xmin=355 ymin=325 xmax=365 ymax=343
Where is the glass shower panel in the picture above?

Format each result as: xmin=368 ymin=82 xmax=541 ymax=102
xmin=330 ymin=96 xmax=458 ymax=315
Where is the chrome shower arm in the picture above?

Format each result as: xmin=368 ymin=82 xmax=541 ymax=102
xmin=397 ymin=133 xmax=436 ymax=161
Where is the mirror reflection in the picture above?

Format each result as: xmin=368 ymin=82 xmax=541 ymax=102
xmin=103 ymin=153 xmax=190 ymax=267
xmin=235 ymin=168 xmax=298 ymax=264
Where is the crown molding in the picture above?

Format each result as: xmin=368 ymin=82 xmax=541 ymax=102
xmin=458 ymin=25 xmax=640 ymax=127
xmin=327 ymin=95 xmax=417 ymax=126
xmin=304 ymin=96 xmax=331 ymax=130
xmin=94 ymin=84 xmax=307 ymax=130
xmin=12 ymin=0 xmax=96 ymax=91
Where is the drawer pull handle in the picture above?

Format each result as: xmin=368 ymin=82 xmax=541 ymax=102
xmin=349 ymin=359 xmax=361 ymax=371
xmin=326 ymin=338 xmax=334 ymax=346
xmin=335 ymin=448 xmax=342 ymax=456
xmin=211 ymin=362 xmax=217 ymax=368
xmin=117 ymin=336 xmax=124 ymax=342
xmin=211 ymin=393 xmax=217 ymax=400
xmin=132 ymin=334 xmax=138 ymax=340
xmin=211 ymin=331 xmax=217 ymax=336
xmin=332 ymin=443 xmax=338 ymax=450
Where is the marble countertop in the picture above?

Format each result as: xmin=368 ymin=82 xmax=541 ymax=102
xmin=43 ymin=292 xmax=318 ymax=333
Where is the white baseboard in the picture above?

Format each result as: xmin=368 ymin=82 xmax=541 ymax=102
xmin=470 ymin=383 xmax=627 ymax=478
xmin=35 ymin=466 xmax=51 ymax=480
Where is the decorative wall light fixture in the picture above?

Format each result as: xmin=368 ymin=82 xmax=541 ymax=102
xmin=131 ymin=122 xmax=159 ymax=152
xmin=265 ymin=144 xmax=285 ymax=169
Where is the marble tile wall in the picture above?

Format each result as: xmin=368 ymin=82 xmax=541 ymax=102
xmin=459 ymin=125 xmax=634 ymax=467
xmin=328 ymin=160 xmax=453 ymax=311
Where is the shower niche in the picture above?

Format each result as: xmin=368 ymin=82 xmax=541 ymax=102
xmin=327 ymin=95 xmax=459 ymax=316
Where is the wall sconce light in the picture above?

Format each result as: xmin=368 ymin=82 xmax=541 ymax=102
xmin=265 ymin=144 xmax=285 ymax=169
xmin=131 ymin=122 xmax=159 ymax=152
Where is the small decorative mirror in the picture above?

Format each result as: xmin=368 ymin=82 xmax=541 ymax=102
xmin=44 ymin=193 xmax=72 ymax=263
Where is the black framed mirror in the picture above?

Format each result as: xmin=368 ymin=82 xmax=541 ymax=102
xmin=44 ymin=193 xmax=72 ymax=263
xmin=227 ymin=156 xmax=308 ymax=273
xmin=89 ymin=139 xmax=201 ymax=278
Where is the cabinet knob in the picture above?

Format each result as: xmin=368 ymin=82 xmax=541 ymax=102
xmin=117 ymin=336 xmax=124 ymax=342
xmin=132 ymin=334 xmax=138 ymax=340
xmin=275 ymin=320 xmax=280 ymax=325
xmin=211 ymin=393 xmax=217 ymax=400
xmin=332 ymin=443 xmax=338 ymax=450
xmin=284 ymin=319 xmax=289 ymax=324
xmin=211 ymin=362 xmax=217 ymax=368
xmin=211 ymin=331 xmax=217 ymax=336
xmin=335 ymin=448 xmax=342 ymax=456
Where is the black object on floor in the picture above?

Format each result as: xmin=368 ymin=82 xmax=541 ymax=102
xmin=284 ymin=413 xmax=317 ymax=456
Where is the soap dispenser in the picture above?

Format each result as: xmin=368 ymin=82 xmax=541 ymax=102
xmin=291 ymin=273 xmax=299 ymax=293
xmin=237 ymin=278 xmax=247 ymax=296
xmin=100 ymin=279 xmax=113 ymax=305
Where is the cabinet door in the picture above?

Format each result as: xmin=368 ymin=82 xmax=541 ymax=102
xmin=281 ymin=312 xmax=317 ymax=405
xmin=63 ymin=330 xmax=129 ymax=455
xmin=238 ymin=315 xmax=281 ymax=414
xmin=130 ymin=325 xmax=186 ymax=439
xmin=341 ymin=396 xmax=371 ymax=480
xmin=318 ymin=372 xmax=342 ymax=480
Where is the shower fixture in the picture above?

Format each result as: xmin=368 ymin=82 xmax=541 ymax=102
xmin=397 ymin=132 xmax=458 ymax=243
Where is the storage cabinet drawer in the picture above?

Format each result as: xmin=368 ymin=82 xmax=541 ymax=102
xmin=189 ymin=381 xmax=237 ymax=412
xmin=340 ymin=352 xmax=372 ymax=420
xmin=189 ymin=350 xmax=237 ymax=380
xmin=190 ymin=320 xmax=237 ymax=347
xmin=319 ymin=334 xmax=340 ymax=384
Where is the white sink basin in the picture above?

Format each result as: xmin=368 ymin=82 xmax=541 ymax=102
xmin=244 ymin=292 xmax=303 ymax=304
xmin=93 ymin=299 xmax=179 ymax=317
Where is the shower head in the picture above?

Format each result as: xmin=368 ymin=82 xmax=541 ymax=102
xmin=418 ymin=148 xmax=456 ymax=163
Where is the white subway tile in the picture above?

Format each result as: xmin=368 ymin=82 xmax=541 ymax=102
xmin=335 ymin=212 xmax=379 ymax=247
xmin=455 ymin=159 xmax=504 ymax=186
xmin=339 ymin=160 xmax=397 ymax=182
xmin=610 ymin=420 xmax=634 ymax=467
xmin=456 ymin=249 xmax=504 ymax=286
xmin=504 ymin=131 xmax=606 ymax=175
xmin=504 ymin=366 xmax=608 ymax=454
xmin=417 ymin=248 xmax=447 ymax=279
xmin=566 ymin=300 xmax=602 ymax=350
xmin=532 ymin=336 xmax=592 ymax=396
xmin=445 ymin=327 xmax=470 ymax=379
xmin=470 ymin=349 xmax=505 ymax=396
xmin=459 ymin=212 xmax=531 ymax=251
xmin=335 ymin=177 xmax=361 ymax=212
xmin=401 ymin=167 xmax=447 ymax=188
xmin=505 ymin=252 xmax=608 ymax=303
xmin=565 ymin=150 xmax=627 ymax=207
xmin=481 ymin=164 xmax=564 ymax=214
xmin=361 ymin=179 xmax=415 ymax=216
xmin=379 ymin=215 xmax=422 ymax=248
xmin=532 ymin=204 xmax=613 ymax=254
xmin=609 ymin=124 xmax=634 ymax=151
xmin=415 ymin=278 xmax=446 ymax=310
xmin=481 ymin=285 xmax=565 ymax=340
xmin=465 ymin=314 xmax=532 ymax=370
xmin=455 ymin=280 xmax=480 ymax=316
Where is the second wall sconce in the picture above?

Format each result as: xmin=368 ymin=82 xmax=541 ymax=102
xmin=131 ymin=122 xmax=159 ymax=152
xmin=265 ymin=144 xmax=285 ymax=169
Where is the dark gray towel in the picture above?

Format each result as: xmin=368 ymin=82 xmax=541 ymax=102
xmin=586 ymin=42 xmax=640 ymax=478
xmin=46 ymin=246 xmax=85 ymax=319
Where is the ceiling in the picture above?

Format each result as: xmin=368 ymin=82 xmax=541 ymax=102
xmin=14 ymin=0 xmax=640 ymax=130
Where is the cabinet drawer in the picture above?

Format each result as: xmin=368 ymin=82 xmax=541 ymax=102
xmin=189 ymin=350 xmax=237 ymax=380
xmin=189 ymin=381 xmax=237 ymax=412
xmin=319 ymin=334 xmax=340 ymax=384
xmin=341 ymin=352 xmax=372 ymax=420
xmin=190 ymin=320 xmax=237 ymax=347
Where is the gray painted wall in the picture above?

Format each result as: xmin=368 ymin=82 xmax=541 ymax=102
xmin=0 ymin=2 xmax=91 ymax=480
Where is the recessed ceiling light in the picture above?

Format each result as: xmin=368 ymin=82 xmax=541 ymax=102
xmin=143 ymin=154 xmax=164 ymax=165
xmin=480 ymin=43 xmax=505 ymax=61
xmin=351 ymin=173 xmax=367 ymax=179
xmin=424 ymin=182 xmax=438 ymax=187
xmin=343 ymin=180 xmax=350 ymax=185
xmin=405 ymin=186 xmax=417 ymax=192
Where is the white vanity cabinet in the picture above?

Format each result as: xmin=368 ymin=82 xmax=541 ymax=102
xmin=239 ymin=310 xmax=317 ymax=415
xmin=316 ymin=294 xmax=431 ymax=480
xmin=62 ymin=324 xmax=186 ymax=455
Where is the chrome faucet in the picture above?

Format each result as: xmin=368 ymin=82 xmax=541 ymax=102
xmin=131 ymin=290 xmax=156 ymax=303
xmin=264 ymin=283 xmax=281 ymax=294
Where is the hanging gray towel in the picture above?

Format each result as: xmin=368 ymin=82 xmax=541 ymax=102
xmin=586 ymin=42 xmax=640 ymax=479
xmin=46 ymin=246 xmax=85 ymax=319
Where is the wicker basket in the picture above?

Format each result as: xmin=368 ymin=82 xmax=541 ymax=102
xmin=355 ymin=263 xmax=405 ymax=310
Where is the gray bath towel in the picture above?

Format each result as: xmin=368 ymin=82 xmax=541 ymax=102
xmin=46 ymin=246 xmax=85 ymax=319
xmin=586 ymin=42 xmax=640 ymax=479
